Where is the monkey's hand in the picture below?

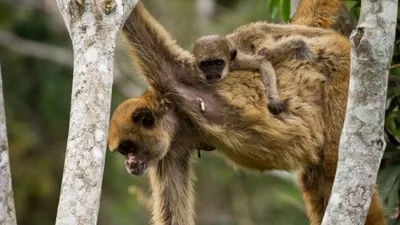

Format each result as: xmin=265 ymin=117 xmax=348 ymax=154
xmin=267 ymin=98 xmax=289 ymax=115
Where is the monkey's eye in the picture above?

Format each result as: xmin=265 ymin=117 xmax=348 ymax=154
xmin=200 ymin=61 xmax=211 ymax=67
xmin=132 ymin=108 xmax=156 ymax=129
xmin=215 ymin=60 xmax=224 ymax=66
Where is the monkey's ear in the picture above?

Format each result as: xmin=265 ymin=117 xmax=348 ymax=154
xmin=230 ymin=49 xmax=237 ymax=60
xmin=132 ymin=108 xmax=156 ymax=128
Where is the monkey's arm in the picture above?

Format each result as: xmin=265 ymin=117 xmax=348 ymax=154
xmin=148 ymin=149 xmax=195 ymax=225
xmin=123 ymin=2 xmax=196 ymax=93
xmin=229 ymin=52 xmax=263 ymax=71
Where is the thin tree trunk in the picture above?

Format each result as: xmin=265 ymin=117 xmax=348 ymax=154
xmin=290 ymin=0 xmax=300 ymax=17
xmin=322 ymin=0 xmax=398 ymax=224
xmin=54 ymin=1 xmax=138 ymax=224
xmin=0 ymin=63 xmax=17 ymax=225
xmin=196 ymin=0 xmax=216 ymax=23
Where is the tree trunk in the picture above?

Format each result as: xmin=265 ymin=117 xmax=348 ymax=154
xmin=0 ymin=63 xmax=17 ymax=225
xmin=54 ymin=1 xmax=138 ymax=224
xmin=322 ymin=0 xmax=398 ymax=224
xmin=290 ymin=0 xmax=300 ymax=17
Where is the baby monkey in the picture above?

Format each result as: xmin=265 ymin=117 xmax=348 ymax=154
xmin=191 ymin=34 xmax=312 ymax=114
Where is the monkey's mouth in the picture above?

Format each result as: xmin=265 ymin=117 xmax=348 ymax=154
xmin=206 ymin=74 xmax=221 ymax=83
xmin=126 ymin=160 xmax=148 ymax=176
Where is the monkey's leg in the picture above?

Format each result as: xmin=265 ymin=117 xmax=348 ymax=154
xmin=298 ymin=166 xmax=329 ymax=225
xmin=257 ymin=37 xmax=313 ymax=65
xmin=259 ymin=60 xmax=288 ymax=115
xmin=365 ymin=190 xmax=386 ymax=225
xmin=148 ymin=149 xmax=195 ymax=225
xmin=230 ymin=53 xmax=287 ymax=114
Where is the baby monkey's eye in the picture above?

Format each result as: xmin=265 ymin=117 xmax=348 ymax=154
xmin=215 ymin=60 xmax=224 ymax=66
xmin=201 ymin=61 xmax=210 ymax=67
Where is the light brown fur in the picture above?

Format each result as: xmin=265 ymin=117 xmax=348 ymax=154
xmin=291 ymin=0 xmax=345 ymax=29
xmin=191 ymin=34 xmax=314 ymax=114
xmin=108 ymin=1 xmax=386 ymax=225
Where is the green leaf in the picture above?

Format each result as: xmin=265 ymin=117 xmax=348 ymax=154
xmin=268 ymin=0 xmax=280 ymax=20
xmin=378 ymin=164 xmax=400 ymax=200
xmin=280 ymin=0 xmax=290 ymax=22
xmin=387 ymin=183 xmax=399 ymax=216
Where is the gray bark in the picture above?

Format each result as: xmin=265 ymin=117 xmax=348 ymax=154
xmin=290 ymin=0 xmax=300 ymax=17
xmin=321 ymin=0 xmax=398 ymax=224
xmin=196 ymin=0 xmax=216 ymax=22
xmin=0 ymin=63 xmax=17 ymax=225
xmin=54 ymin=0 xmax=138 ymax=224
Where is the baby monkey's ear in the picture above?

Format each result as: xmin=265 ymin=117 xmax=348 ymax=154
xmin=132 ymin=108 xmax=156 ymax=129
xmin=230 ymin=48 xmax=237 ymax=60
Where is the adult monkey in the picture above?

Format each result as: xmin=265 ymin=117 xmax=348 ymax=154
xmin=108 ymin=1 xmax=386 ymax=225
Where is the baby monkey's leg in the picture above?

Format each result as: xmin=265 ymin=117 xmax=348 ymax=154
xmin=257 ymin=36 xmax=313 ymax=64
xmin=230 ymin=52 xmax=287 ymax=115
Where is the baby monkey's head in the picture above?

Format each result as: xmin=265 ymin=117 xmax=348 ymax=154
xmin=108 ymin=91 xmax=177 ymax=176
xmin=191 ymin=35 xmax=237 ymax=83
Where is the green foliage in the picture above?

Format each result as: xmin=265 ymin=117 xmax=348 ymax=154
xmin=268 ymin=0 xmax=291 ymax=22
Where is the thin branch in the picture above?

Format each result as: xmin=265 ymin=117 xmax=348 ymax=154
xmin=390 ymin=63 xmax=400 ymax=69
xmin=0 ymin=29 xmax=145 ymax=97
xmin=0 ymin=30 xmax=73 ymax=67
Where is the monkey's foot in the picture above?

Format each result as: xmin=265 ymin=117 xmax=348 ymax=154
xmin=268 ymin=99 xmax=288 ymax=115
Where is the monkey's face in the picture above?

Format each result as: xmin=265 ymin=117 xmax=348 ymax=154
xmin=108 ymin=94 xmax=177 ymax=176
xmin=198 ymin=58 xmax=227 ymax=83
xmin=191 ymin=35 xmax=235 ymax=83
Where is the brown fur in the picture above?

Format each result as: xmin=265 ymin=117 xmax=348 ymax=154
xmin=108 ymin=1 xmax=386 ymax=225
xmin=291 ymin=0 xmax=345 ymax=29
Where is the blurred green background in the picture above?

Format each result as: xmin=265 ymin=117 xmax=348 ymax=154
xmin=0 ymin=0 xmax=399 ymax=224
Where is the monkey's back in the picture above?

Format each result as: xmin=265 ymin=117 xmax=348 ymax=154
xmin=211 ymin=32 xmax=350 ymax=174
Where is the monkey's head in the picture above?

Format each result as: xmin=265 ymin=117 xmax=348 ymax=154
xmin=108 ymin=91 xmax=177 ymax=176
xmin=191 ymin=35 xmax=237 ymax=83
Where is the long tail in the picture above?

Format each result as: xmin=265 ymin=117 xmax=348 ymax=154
xmin=290 ymin=0 xmax=345 ymax=28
